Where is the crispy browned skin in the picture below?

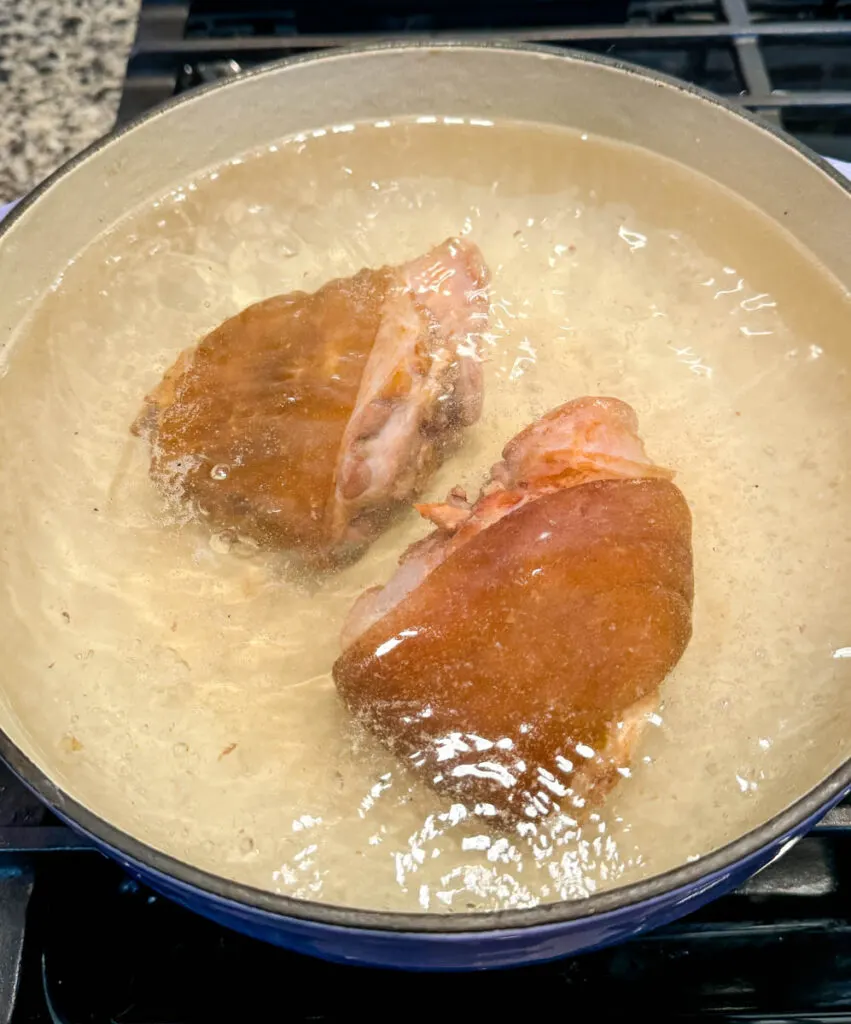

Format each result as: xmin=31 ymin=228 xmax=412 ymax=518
xmin=333 ymin=402 xmax=693 ymax=824
xmin=134 ymin=239 xmax=489 ymax=566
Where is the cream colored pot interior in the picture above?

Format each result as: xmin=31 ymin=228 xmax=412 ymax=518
xmin=0 ymin=46 xmax=850 ymax=915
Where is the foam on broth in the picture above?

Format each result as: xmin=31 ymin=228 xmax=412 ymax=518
xmin=1 ymin=118 xmax=850 ymax=913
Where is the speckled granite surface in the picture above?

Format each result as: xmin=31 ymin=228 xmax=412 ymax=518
xmin=0 ymin=0 xmax=141 ymax=204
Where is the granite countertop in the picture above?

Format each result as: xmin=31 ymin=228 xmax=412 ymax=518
xmin=0 ymin=0 xmax=141 ymax=204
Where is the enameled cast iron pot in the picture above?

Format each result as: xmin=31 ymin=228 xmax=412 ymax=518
xmin=1 ymin=43 xmax=850 ymax=971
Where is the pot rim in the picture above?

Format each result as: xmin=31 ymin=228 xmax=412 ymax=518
xmin=1 ymin=39 xmax=850 ymax=936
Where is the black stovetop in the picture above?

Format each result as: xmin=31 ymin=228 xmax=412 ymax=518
xmin=5 ymin=1 xmax=851 ymax=1019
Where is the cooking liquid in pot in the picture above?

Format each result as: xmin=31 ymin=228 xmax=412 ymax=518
xmin=1 ymin=118 xmax=850 ymax=913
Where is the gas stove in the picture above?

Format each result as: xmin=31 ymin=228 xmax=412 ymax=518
xmin=5 ymin=2 xmax=851 ymax=1020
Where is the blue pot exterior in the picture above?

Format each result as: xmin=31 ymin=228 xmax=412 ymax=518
xmin=62 ymin=786 xmax=844 ymax=971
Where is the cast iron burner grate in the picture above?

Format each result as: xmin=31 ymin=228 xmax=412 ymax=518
xmin=3 ymin=754 xmax=851 ymax=1021
xmin=119 ymin=0 xmax=851 ymax=160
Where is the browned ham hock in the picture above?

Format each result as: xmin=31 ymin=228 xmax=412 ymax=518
xmin=334 ymin=397 xmax=694 ymax=824
xmin=133 ymin=238 xmax=489 ymax=567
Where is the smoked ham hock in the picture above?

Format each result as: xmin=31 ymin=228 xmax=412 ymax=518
xmin=133 ymin=238 xmax=489 ymax=566
xmin=333 ymin=398 xmax=694 ymax=824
